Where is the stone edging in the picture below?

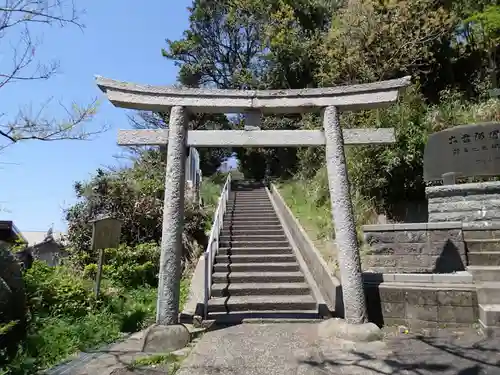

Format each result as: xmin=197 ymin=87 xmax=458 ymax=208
xmin=426 ymin=181 xmax=500 ymax=197
xmin=362 ymin=271 xmax=473 ymax=284
xmin=362 ymin=221 xmax=500 ymax=231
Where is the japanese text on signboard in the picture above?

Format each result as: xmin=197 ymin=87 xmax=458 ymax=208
xmin=449 ymin=129 xmax=500 ymax=164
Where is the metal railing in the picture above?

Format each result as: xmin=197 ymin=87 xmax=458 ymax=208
xmin=204 ymin=173 xmax=232 ymax=318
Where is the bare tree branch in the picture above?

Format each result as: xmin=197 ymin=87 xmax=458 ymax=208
xmin=0 ymin=1 xmax=106 ymax=150
xmin=0 ymin=98 xmax=105 ymax=150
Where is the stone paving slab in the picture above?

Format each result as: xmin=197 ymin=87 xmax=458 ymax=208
xmin=176 ymin=323 xmax=500 ymax=375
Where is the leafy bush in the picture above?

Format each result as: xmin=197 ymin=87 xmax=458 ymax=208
xmin=1 ymin=257 xmax=192 ymax=374
xmin=23 ymin=262 xmax=96 ymax=318
xmin=65 ymin=150 xmax=212 ymax=270
xmin=82 ymin=243 xmax=160 ymax=289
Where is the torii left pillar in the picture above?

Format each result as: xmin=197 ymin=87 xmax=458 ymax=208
xmin=156 ymin=106 xmax=188 ymax=325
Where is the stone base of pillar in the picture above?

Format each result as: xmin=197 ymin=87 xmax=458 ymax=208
xmin=317 ymin=318 xmax=382 ymax=343
xmin=141 ymin=324 xmax=191 ymax=353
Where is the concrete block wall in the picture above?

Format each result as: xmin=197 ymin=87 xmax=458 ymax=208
xmin=426 ymin=181 xmax=500 ymax=222
xmin=362 ymin=223 xmax=467 ymax=273
xmin=364 ymin=275 xmax=478 ymax=329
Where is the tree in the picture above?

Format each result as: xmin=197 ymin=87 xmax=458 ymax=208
xmin=65 ymin=152 xmax=209 ymax=268
xmin=0 ymin=0 xmax=101 ymax=150
xmin=163 ymin=0 xmax=338 ymax=177
xmin=316 ymin=0 xmax=456 ymax=86
xmin=162 ymin=0 xmax=270 ymax=89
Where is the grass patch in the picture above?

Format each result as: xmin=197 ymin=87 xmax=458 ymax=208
xmin=277 ymin=180 xmax=338 ymax=272
xmin=129 ymin=353 xmax=184 ymax=374
xmin=200 ymin=178 xmax=223 ymax=219
xmin=277 ymin=168 xmax=379 ymax=273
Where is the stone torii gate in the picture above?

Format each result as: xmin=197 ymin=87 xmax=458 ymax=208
xmin=96 ymin=76 xmax=411 ymax=327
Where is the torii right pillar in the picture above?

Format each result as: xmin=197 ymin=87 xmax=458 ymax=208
xmin=323 ymin=106 xmax=368 ymax=325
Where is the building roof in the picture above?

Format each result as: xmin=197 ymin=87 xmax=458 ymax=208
xmin=0 ymin=221 xmax=28 ymax=243
xmin=21 ymin=231 xmax=66 ymax=247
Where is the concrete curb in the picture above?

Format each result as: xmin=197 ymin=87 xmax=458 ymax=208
xmin=180 ymin=255 xmax=205 ymax=322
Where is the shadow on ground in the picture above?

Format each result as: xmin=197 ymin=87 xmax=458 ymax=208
xmin=175 ymin=324 xmax=500 ymax=375
xmin=302 ymin=330 xmax=500 ymax=374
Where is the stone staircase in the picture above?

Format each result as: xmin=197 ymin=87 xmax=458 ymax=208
xmin=466 ymin=231 xmax=500 ymax=336
xmin=206 ymin=181 xmax=320 ymax=323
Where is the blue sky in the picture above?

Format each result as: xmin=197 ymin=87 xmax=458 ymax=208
xmin=0 ymin=0 xmax=192 ymax=232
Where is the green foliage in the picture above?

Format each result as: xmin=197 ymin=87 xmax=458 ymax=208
xmin=23 ymin=262 xmax=96 ymax=318
xmin=317 ymin=0 xmax=456 ymax=85
xmin=277 ymin=167 xmax=378 ymax=271
xmin=466 ymin=5 xmax=500 ymax=46
xmin=96 ymin=243 xmax=159 ymax=289
xmin=129 ymin=353 xmax=183 ymax=374
xmin=166 ymin=0 xmax=500 ymax=189
xmin=1 ymin=257 xmax=192 ymax=374
xmin=65 ymin=149 xmax=210 ymax=268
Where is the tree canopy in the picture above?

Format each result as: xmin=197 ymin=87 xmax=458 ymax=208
xmin=157 ymin=0 xmax=500 ymax=217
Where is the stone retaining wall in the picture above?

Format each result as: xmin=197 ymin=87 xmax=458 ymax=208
xmin=426 ymin=181 xmax=500 ymax=222
xmin=362 ymin=223 xmax=467 ymax=273
xmin=363 ymin=273 xmax=478 ymax=329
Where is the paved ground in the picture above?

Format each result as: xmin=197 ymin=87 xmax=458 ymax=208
xmin=176 ymin=323 xmax=500 ymax=375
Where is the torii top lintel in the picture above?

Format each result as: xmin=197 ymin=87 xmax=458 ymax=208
xmin=95 ymin=75 xmax=411 ymax=114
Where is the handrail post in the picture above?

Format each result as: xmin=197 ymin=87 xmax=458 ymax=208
xmin=203 ymin=251 xmax=209 ymax=319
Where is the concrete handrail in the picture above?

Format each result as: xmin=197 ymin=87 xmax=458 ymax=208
xmin=203 ymin=174 xmax=231 ymax=318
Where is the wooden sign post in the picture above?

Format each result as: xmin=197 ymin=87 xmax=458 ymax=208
xmin=91 ymin=215 xmax=122 ymax=298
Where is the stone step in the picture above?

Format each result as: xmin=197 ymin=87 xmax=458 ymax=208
xmin=215 ymin=254 xmax=296 ymax=264
xmin=207 ymin=295 xmax=316 ymax=313
xmin=464 ymin=229 xmax=500 ymax=241
xmin=220 ymin=228 xmax=285 ymax=236
xmin=212 ymin=271 xmax=305 ymax=283
xmin=218 ymin=247 xmax=293 ymax=255
xmin=207 ymin=310 xmax=320 ymax=323
xmin=210 ymin=282 xmax=311 ymax=297
xmin=468 ymin=252 xmax=500 ymax=266
xmin=222 ymin=220 xmax=283 ymax=230
xmin=480 ymin=304 xmax=500 ymax=337
xmin=227 ymin=199 xmax=271 ymax=203
xmin=477 ymin=282 xmax=500 ymax=304
xmin=213 ymin=262 xmax=300 ymax=273
xmin=219 ymin=240 xmax=291 ymax=248
xmin=227 ymin=200 xmax=271 ymax=205
xmin=226 ymin=212 xmax=276 ymax=217
xmin=229 ymin=197 xmax=269 ymax=200
xmin=230 ymin=191 xmax=268 ymax=195
xmin=466 ymin=239 xmax=500 ymax=252
xmin=219 ymin=234 xmax=287 ymax=243
xmin=227 ymin=204 xmax=274 ymax=209
xmin=224 ymin=213 xmax=279 ymax=219
xmin=225 ymin=209 xmax=275 ymax=214
xmin=468 ymin=266 xmax=500 ymax=282
xmin=226 ymin=208 xmax=276 ymax=213
xmin=224 ymin=218 xmax=281 ymax=225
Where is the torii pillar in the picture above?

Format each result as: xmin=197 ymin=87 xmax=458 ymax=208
xmin=95 ymin=76 xmax=411 ymax=326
